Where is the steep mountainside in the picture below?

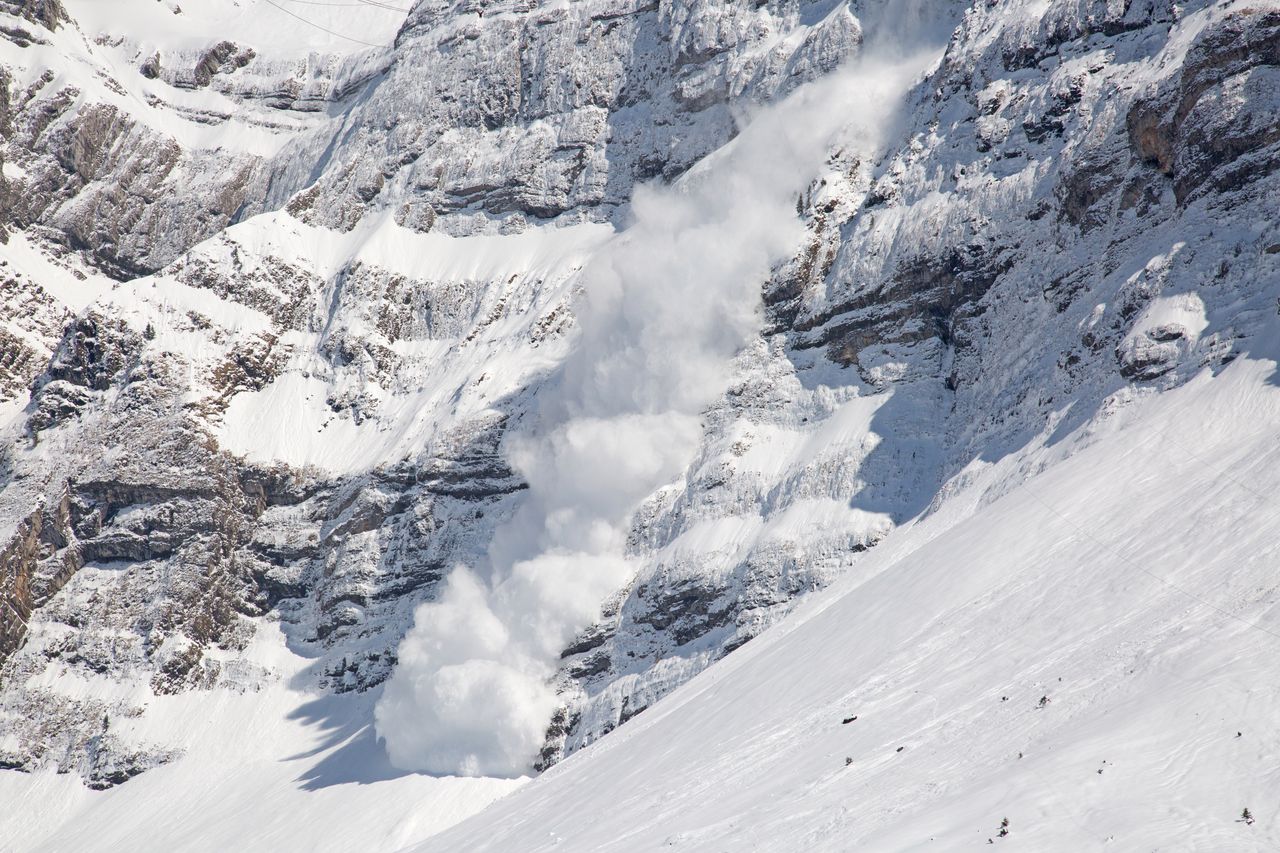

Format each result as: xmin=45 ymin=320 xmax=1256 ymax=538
xmin=1 ymin=0 xmax=1278 ymax=848
xmin=414 ymin=355 xmax=1280 ymax=851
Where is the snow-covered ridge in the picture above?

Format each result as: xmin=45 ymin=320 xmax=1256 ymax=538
xmin=206 ymin=212 xmax=611 ymax=473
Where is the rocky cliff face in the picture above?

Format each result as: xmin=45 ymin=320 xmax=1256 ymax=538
xmin=268 ymin=0 xmax=867 ymax=234
xmin=1 ymin=0 xmax=1277 ymax=791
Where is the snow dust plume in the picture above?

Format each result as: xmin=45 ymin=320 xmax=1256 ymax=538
xmin=375 ymin=30 xmax=944 ymax=779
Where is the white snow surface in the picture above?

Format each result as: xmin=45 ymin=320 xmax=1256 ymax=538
xmin=212 ymin=212 xmax=612 ymax=473
xmin=63 ymin=0 xmax=406 ymax=56
xmin=0 ymin=231 xmax=114 ymax=313
xmin=412 ymin=354 xmax=1280 ymax=852
xmin=0 ymin=622 xmax=520 ymax=853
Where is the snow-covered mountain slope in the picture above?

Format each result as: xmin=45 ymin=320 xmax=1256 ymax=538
xmin=415 ymin=353 xmax=1280 ymax=851
xmin=1 ymin=623 xmax=521 ymax=852
xmin=0 ymin=0 xmax=966 ymax=788
xmin=0 ymin=0 xmax=1278 ymax=847
xmin=0 ymin=0 xmax=396 ymax=274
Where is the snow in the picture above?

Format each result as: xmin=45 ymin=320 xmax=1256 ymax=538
xmin=0 ymin=42 xmax=278 ymax=160
xmin=0 ymin=622 xmax=520 ymax=853
xmin=219 ymin=211 xmax=612 ymax=287
xmin=62 ymin=0 xmax=405 ymax=58
xmin=2 ymin=0 xmax=1279 ymax=847
xmin=213 ymin=213 xmax=611 ymax=473
xmin=1 ymin=0 xmax=401 ymax=164
xmin=115 ymin=276 xmax=274 ymax=337
xmin=1125 ymin=292 xmax=1209 ymax=346
xmin=0 ymin=232 xmax=114 ymax=312
xmin=411 ymin=355 xmax=1280 ymax=851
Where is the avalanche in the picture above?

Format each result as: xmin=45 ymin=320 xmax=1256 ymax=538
xmin=1 ymin=0 xmax=1279 ymax=849
xmin=374 ymin=41 xmax=942 ymax=779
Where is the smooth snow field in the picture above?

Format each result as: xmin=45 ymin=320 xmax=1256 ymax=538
xmin=7 ymin=355 xmax=1280 ymax=851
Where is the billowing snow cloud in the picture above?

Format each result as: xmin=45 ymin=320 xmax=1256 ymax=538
xmin=375 ymin=24 xmax=942 ymax=777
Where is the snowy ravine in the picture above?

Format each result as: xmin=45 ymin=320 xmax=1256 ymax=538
xmin=1 ymin=0 xmax=1279 ymax=849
